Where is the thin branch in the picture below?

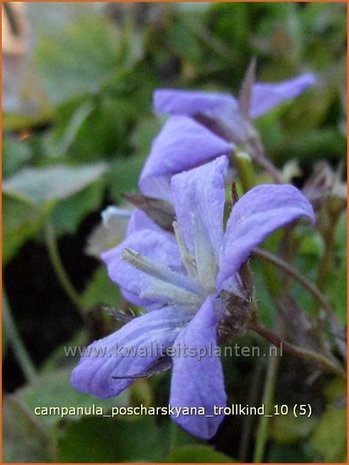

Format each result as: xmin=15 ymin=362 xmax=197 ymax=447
xmin=253 ymin=247 xmax=336 ymax=317
xmin=44 ymin=221 xmax=83 ymax=310
xmin=250 ymin=322 xmax=346 ymax=379
xmin=3 ymin=291 xmax=37 ymax=382
xmin=253 ymin=338 xmax=281 ymax=462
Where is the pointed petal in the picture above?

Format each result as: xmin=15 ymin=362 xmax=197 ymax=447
xmin=169 ymin=296 xmax=227 ymax=439
xmin=171 ymin=156 xmax=228 ymax=262
xmin=102 ymin=229 xmax=180 ymax=307
xmin=250 ymin=72 xmax=316 ymax=118
xmin=139 ymin=116 xmax=232 ymax=200
xmin=71 ymin=306 xmax=191 ymax=398
xmin=154 ymin=89 xmax=238 ymax=117
xmin=154 ymin=89 xmax=245 ymax=144
xmin=218 ymin=184 xmax=315 ymax=287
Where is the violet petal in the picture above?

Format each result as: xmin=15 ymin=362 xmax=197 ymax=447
xmin=218 ymin=184 xmax=315 ymax=287
xmin=139 ymin=116 xmax=232 ymax=200
xmin=169 ymin=296 xmax=227 ymax=439
xmin=71 ymin=306 xmax=191 ymax=398
xmin=250 ymin=72 xmax=316 ymax=118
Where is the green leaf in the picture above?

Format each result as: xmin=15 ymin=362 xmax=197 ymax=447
xmin=270 ymin=413 xmax=317 ymax=444
xmin=3 ymin=163 xmax=107 ymax=207
xmin=46 ymin=96 xmax=135 ymax=162
xmin=51 ymin=181 xmax=105 ymax=237
xmin=310 ymin=406 xmax=347 ymax=462
xmin=267 ymin=443 xmax=314 ymax=462
xmin=34 ymin=16 xmax=120 ymax=104
xmin=130 ymin=116 xmax=163 ymax=158
xmin=167 ymin=445 xmax=233 ymax=462
xmin=3 ymin=194 xmax=46 ymax=265
xmin=3 ymin=396 xmax=53 ymax=462
xmin=3 ymin=137 xmax=32 ymax=178
xmin=39 ymin=330 xmax=88 ymax=374
xmin=81 ymin=266 xmax=121 ymax=309
xmin=18 ymin=368 xmax=129 ymax=428
xmin=327 ymin=213 xmax=347 ymax=323
xmin=57 ymin=415 xmax=166 ymax=462
xmin=108 ymin=155 xmax=147 ymax=202
xmin=52 ymin=100 xmax=95 ymax=156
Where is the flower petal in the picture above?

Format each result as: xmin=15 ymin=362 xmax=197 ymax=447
xmin=127 ymin=209 xmax=162 ymax=235
xmin=218 ymin=184 xmax=315 ymax=287
xmin=154 ymin=89 xmax=238 ymax=117
xmin=250 ymin=72 xmax=316 ymax=118
xmin=102 ymin=228 xmax=180 ymax=307
xmin=154 ymin=89 xmax=247 ymax=143
xmin=139 ymin=116 xmax=232 ymax=200
xmin=169 ymin=296 xmax=227 ymax=439
xmin=71 ymin=306 xmax=191 ymax=398
xmin=171 ymin=156 xmax=228 ymax=260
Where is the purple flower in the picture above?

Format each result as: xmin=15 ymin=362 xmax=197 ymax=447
xmin=139 ymin=72 xmax=316 ymax=199
xmin=71 ymin=156 xmax=315 ymax=439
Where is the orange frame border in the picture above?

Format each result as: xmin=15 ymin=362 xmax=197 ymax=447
xmin=1 ymin=1 xmax=348 ymax=465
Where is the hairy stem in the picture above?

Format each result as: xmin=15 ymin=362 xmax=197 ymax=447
xmin=253 ymin=247 xmax=336 ymax=317
xmin=250 ymin=322 xmax=346 ymax=379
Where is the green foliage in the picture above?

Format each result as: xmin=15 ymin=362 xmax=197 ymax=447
xmin=81 ymin=266 xmax=121 ymax=309
xmin=18 ymin=368 xmax=129 ymax=428
xmin=57 ymin=416 xmax=166 ymax=462
xmin=34 ymin=16 xmax=121 ymax=105
xmin=167 ymin=445 xmax=233 ymax=462
xmin=310 ymin=407 xmax=347 ymax=462
xmin=3 ymin=163 xmax=106 ymax=207
xmin=270 ymin=413 xmax=317 ymax=444
xmin=310 ymin=379 xmax=347 ymax=462
xmin=3 ymin=194 xmax=46 ymax=264
xmin=3 ymin=396 xmax=53 ymax=462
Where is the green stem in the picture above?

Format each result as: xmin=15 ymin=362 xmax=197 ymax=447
xmin=249 ymin=135 xmax=283 ymax=184
xmin=164 ymin=420 xmax=178 ymax=459
xmin=231 ymin=149 xmax=256 ymax=192
xmin=3 ymin=291 xmax=37 ymax=382
xmin=44 ymin=221 xmax=83 ymax=310
xmin=238 ymin=361 xmax=264 ymax=461
xmin=253 ymin=247 xmax=336 ymax=317
xmin=253 ymin=246 xmax=346 ymax=357
xmin=253 ymin=336 xmax=281 ymax=462
xmin=316 ymin=224 xmax=335 ymax=293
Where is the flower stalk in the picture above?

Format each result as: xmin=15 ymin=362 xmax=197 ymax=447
xmin=3 ymin=290 xmax=37 ymax=382
xmin=44 ymin=221 xmax=83 ymax=310
xmin=250 ymin=320 xmax=346 ymax=379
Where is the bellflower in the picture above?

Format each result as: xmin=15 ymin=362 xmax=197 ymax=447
xmin=139 ymin=72 xmax=316 ymax=199
xmin=71 ymin=156 xmax=315 ymax=439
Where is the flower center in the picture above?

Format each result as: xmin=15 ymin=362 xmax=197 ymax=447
xmin=122 ymin=220 xmax=218 ymax=311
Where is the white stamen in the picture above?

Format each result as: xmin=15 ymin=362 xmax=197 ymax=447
xmin=191 ymin=212 xmax=217 ymax=293
xmin=122 ymin=248 xmax=201 ymax=295
xmin=173 ymin=221 xmax=197 ymax=280
xmin=140 ymin=281 xmax=201 ymax=308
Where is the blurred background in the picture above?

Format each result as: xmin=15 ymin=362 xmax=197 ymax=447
xmin=2 ymin=2 xmax=346 ymax=462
